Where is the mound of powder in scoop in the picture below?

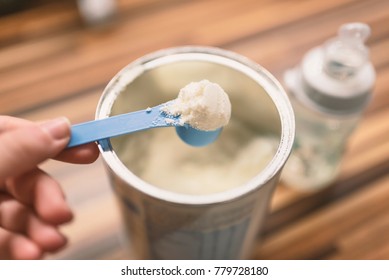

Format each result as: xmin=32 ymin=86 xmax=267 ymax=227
xmin=163 ymin=80 xmax=231 ymax=131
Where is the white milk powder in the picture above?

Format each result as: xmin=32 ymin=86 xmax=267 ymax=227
xmin=162 ymin=80 xmax=231 ymax=131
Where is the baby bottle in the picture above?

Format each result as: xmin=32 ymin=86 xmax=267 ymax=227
xmin=281 ymin=22 xmax=376 ymax=191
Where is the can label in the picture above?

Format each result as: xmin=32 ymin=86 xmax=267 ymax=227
xmin=113 ymin=172 xmax=274 ymax=260
xmin=150 ymin=218 xmax=250 ymax=259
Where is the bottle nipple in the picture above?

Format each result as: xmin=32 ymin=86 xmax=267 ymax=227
xmin=323 ymin=23 xmax=371 ymax=79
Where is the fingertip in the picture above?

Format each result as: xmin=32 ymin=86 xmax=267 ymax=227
xmin=32 ymin=174 xmax=74 ymax=226
xmin=55 ymin=142 xmax=100 ymax=164
xmin=39 ymin=117 xmax=71 ymax=142
xmin=35 ymin=226 xmax=68 ymax=252
xmin=74 ymin=142 xmax=100 ymax=163
xmin=39 ymin=199 xmax=74 ymax=226
xmin=12 ymin=236 xmax=43 ymax=260
xmin=27 ymin=214 xmax=69 ymax=253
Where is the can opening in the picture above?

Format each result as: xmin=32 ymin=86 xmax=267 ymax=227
xmin=97 ymin=48 xmax=294 ymax=204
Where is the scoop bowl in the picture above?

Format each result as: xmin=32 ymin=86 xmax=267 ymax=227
xmin=176 ymin=125 xmax=222 ymax=147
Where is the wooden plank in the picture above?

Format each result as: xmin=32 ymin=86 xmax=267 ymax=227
xmin=366 ymin=65 xmax=389 ymax=114
xmin=0 ymin=0 xmax=257 ymax=72
xmin=255 ymin=174 xmax=389 ymax=259
xmin=0 ymin=0 xmax=188 ymax=71
xmin=192 ymin=0 xmax=364 ymax=46
xmin=341 ymin=132 xmax=389 ymax=180
xmin=0 ymin=34 xmax=75 ymax=72
xmin=0 ymin=0 xmax=180 ymax=46
xmin=17 ymin=88 xmax=100 ymax=123
xmin=0 ymin=1 xmax=79 ymax=45
xmin=328 ymin=210 xmax=389 ymax=259
xmin=349 ymin=93 xmax=389 ymax=154
xmin=0 ymin=0 xmax=263 ymax=115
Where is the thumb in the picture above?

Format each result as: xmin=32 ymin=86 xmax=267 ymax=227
xmin=0 ymin=117 xmax=70 ymax=180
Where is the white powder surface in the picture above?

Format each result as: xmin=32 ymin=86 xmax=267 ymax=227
xmin=116 ymin=119 xmax=279 ymax=195
xmin=162 ymin=80 xmax=231 ymax=131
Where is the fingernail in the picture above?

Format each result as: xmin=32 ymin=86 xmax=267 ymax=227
xmin=40 ymin=117 xmax=70 ymax=140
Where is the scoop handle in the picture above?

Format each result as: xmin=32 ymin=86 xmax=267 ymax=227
xmin=67 ymin=104 xmax=172 ymax=148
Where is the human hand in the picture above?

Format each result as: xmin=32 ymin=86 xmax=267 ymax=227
xmin=0 ymin=116 xmax=99 ymax=259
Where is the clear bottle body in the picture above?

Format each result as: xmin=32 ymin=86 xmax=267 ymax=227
xmin=281 ymin=76 xmax=361 ymax=191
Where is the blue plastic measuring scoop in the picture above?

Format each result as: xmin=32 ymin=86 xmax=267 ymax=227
xmin=67 ymin=102 xmax=222 ymax=148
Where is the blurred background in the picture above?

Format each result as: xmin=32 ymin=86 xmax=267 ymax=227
xmin=0 ymin=0 xmax=388 ymax=259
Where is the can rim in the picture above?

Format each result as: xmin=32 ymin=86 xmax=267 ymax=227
xmin=96 ymin=46 xmax=295 ymax=205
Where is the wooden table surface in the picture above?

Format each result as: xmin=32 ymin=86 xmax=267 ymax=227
xmin=1 ymin=0 xmax=388 ymax=260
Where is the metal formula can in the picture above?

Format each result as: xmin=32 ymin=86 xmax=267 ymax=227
xmin=96 ymin=46 xmax=295 ymax=259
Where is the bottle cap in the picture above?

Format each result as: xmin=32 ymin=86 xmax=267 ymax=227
xmin=299 ymin=23 xmax=375 ymax=115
